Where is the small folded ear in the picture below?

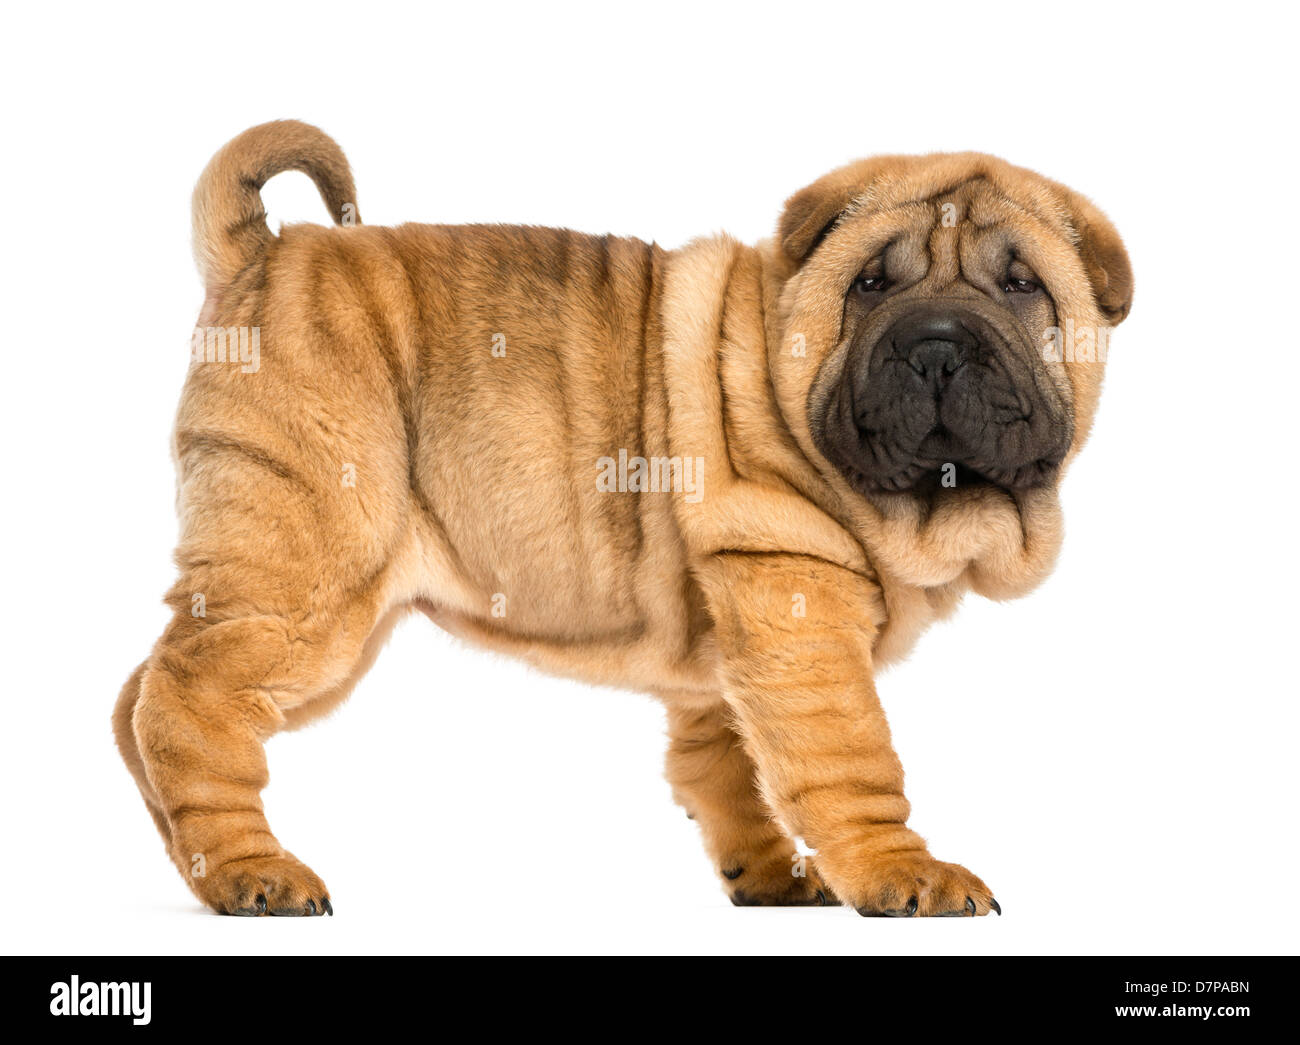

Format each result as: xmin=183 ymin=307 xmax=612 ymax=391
xmin=1062 ymin=191 xmax=1133 ymax=325
xmin=778 ymin=163 xmax=873 ymax=265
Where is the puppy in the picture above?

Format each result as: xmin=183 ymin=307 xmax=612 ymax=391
xmin=114 ymin=121 xmax=1131 ymax=916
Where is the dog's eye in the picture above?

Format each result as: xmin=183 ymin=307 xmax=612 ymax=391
xmin=854 ymin=275 xmax=889 ymax=294
xmin=1002 ymin=278 xmax=1039 ymax=294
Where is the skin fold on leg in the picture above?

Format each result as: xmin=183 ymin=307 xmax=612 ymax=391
xmin=113 ymin=661 xmax=173 ymax=849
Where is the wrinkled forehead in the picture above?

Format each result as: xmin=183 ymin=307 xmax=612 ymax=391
xmin=835 ymin=173 xmax=1084 ymax=287
xmin=843 ymin=157 xmax=1080 ymax=241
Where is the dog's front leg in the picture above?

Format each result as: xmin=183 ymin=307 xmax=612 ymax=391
xmin=696 ymin=552 xmax=1000 ymax=917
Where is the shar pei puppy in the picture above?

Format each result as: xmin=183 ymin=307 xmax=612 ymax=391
xmin=114 ymin=121 xmax=1131 ymax=917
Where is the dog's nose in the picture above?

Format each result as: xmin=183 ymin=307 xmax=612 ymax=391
xmin=891 ymin=312 xmax=978 ymax=382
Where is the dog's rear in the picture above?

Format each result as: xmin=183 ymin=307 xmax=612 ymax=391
xmin=114 ymin=123 xmax=386 ymax=915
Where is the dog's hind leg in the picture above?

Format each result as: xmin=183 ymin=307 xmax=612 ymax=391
xmin=123 ymin=429 xmax=407 ymax=915
xmin=665 ymin=702 xmax=836 ymax=906
xmin=130 ymin=573 xmax=392 ymax=916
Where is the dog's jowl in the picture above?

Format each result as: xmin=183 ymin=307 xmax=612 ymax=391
xmin=114 ymin=121 xmax=1131 ymax=916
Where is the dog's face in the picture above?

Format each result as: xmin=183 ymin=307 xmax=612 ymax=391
xmin=820 ymin=200 xmax=1072 ymax=496
xmin=774 ymin=154 xmax=1132 ymax=512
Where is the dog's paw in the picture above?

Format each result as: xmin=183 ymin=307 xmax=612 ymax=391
xmin=724 ymin=855 xmax=839 ymax=907
xmin=825 ymin=853 xmax=999 ymax=917
xmin=193 ymin=854 xmax=333 ymax=917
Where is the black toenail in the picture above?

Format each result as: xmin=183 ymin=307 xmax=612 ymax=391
xmin=966 ymin=897 xmax=976 ymax=916
xmin=722 ymin=866 xmax=744 ymax=880
xmin=905 ymin=896 xmax=918 ymax=916
xmin=990 ymin=898 xmax=1001 ymax=916
xmin=322 ymin=898 xmax=333 ymax=916
xmin=305 ymin=900 xmax=317 ymax=915
xmin=816 ymin=890 xmax=828 ymax=906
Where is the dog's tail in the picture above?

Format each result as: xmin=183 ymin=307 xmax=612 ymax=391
xmin=191 ymin=120 xmax=359 ymax=291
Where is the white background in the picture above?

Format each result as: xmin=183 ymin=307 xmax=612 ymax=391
xmin=3 ymin=1 xmax=1297 ymax=956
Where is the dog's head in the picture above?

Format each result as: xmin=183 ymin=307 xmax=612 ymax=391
xmin=773 ymin=154 xmax=1131 ymax=512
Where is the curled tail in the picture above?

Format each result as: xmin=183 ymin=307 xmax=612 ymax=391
xmin=191 ymin=119 xmax=359 ymax=291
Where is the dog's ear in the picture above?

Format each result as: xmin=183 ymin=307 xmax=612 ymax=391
xmin=778 ymin=164 xmax=872 ymax=266
xmin=1060 ymin=190 xmax=1133 ymax=325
